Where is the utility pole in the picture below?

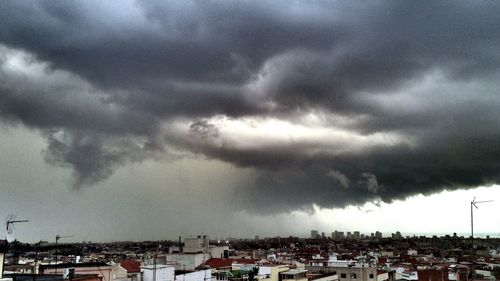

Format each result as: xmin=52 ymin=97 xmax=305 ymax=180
xmin=153 ymin=244 xmax=162 ymax=281
xmin=55 ymin=235 xmax=73 ymax=275
xmin=33 ymin=241 xmax=42 ymax=281
xmin=470 ymin=197 xmax=493 ymax=281
xmin=153 ymin=252 xmax=156 ymax=281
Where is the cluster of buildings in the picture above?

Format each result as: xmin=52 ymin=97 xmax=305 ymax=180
xmin=2 ymin=234 xmax=500 ymax=281
xmin=311 ymin=231 xmax=399 ymax=240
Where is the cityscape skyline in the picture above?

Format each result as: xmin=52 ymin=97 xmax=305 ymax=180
xmin=1 ymin=1 xmax=500 ymax=243
xmin=3 ymin=230 xmax=499 ymax=281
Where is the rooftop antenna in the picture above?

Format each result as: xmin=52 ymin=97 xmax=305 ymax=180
xmin=5 ymin=214 xmax=29 ymax=242
xmin=3 ymin=215 xmax=28 ymax=280
xmin=55 ymin=234 xmax=73 ymax=275
xmin=470 ymin=197 xmax=493 ymax=281
xmin=153 ymin=244 xmax=162 ymax=281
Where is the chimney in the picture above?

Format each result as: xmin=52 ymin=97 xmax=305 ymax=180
xmin=179 ymin=236 xmax=183 ymax=253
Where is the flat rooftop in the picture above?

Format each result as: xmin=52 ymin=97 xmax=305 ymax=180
xmin=280 ymin=270 xmax=308 ymax=275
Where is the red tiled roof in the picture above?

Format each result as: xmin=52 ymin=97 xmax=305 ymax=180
xmin=205 ymin=258 xmax=257 ymax=269
xmin=121 ymin=260 xmax=141 ymax=273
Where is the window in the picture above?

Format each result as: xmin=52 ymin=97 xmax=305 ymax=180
xmin=350 ymin=273 xmax=357 ymax=279
xmin=369 ymin=274 xmax=374 ymax=279
xmin=341 ymin=273 xmax=347 ymax=278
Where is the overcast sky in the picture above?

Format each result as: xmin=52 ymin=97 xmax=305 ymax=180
xmin=1 ymin=1 xmax=500 ymax=242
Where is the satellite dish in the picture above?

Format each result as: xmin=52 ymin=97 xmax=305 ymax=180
xmin=5 ymin=214 xmax=29 ymax=243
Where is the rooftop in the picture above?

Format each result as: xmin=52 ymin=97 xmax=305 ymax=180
xmin=280 ymin=270 xmax=308 ymax=275
xmin=4 ymin=274 xmax=98 ymax=281
xmin=205 ymin=258 xmax=257 ymax=268
xmin=120 ymin=260 xmax=141 ymax=273
xmin=39 ymin=262 xmax=109 ymax=270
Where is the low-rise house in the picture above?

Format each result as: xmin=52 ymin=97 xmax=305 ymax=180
xmin=258 ymin=265 xmax=289 ymax=281
xmin=205 ymin=259 xmax=257 ymax=271
xmin=1 ymin=240 xmax=11 ymax=281
xmin=166 ymin=253 xmax=209 ymax=271
xmin=176 ymin=269 xmax=212 ymax=281
xmin=417 ymin=269 xmax=449 ymax=281
xmin=142 ymin=264 xmax=175 ymax=281
xmin=119 ymin=261 xmax=142 ymax=281
xmin=111 ymin=260 xmax=142 ymax=281
xmin=4 ymin=273 xmax=100 ymax=281
xmin=39 ymin=262 xmax=113 ymax=281
xmin=278 ymin=269 xmax=307 ymax=281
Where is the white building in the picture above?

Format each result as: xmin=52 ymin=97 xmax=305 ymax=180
xmin=407 ymin=250 xmax=418 ymax=256
xmin=184 ymin=236 xmax=209 ymax=254
xmin=307 ymin=264 xmax=377 ymax=281
xmin=175 ymin=269 xmax=212 ymax=281
xmin=327 ymin=260 xmax=370 ymax=268
xmin=393 ymin=267 xmax=417 ymax=281
xmin=166 ymin=253 xmax=209 ymax=271
xmin=210 ymin=246 xmax=229 ymax=259
xmin=1 ymin=250 xmax=13 ymax=281
xmin=0 ymin=251 xmax=4 ymax=279
xmin=142 ymin=264 xmax=175 ymax=281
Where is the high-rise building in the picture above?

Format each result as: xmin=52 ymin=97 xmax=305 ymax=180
xmin=311 ymin=230 xmax=319 ymax=239
xmin=334 ymin=231 xmax=345 ymax=239
xmin=392 ymin=231 xmax=402 ymax=239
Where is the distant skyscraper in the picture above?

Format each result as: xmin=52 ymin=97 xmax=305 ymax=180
xmin=311 ymin=230 xmax=319 ymax=239
xmin=392 ymin=231 xmax=402 ymax=239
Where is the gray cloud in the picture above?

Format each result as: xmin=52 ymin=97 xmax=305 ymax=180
xmin=1 ymin=1 xmax=500 ymax=210
xmin=42 ymin=130 xmax=148 ymax=188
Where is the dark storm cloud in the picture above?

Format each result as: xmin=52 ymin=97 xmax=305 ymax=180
xmin=42 ymin=130 xmax=147 ymax=188
xmin=1 ymin=1 xmax=500 ymax=210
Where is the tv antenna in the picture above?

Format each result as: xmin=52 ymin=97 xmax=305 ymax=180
xmin=471 ymin=197 xmax=493 ymax=239
xmin=55 ymin=234 xmax=73 ymax=274
xmin=470 ymin=197 xmax=493 ymax=281
xmin=5 ymin=214 xmax=29 ymax=242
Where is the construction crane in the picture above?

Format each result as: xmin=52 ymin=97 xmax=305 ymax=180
xmin=470 ymin=197 xmax=493 ymax=281
xmin=55 ymin=234 xmax=73 ymax=275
